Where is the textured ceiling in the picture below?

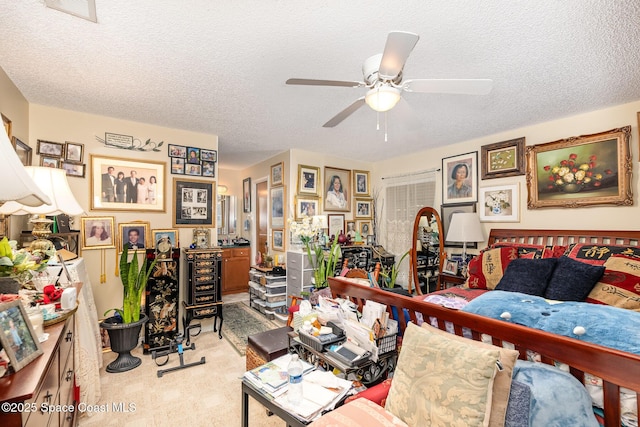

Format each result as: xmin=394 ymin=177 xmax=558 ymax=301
xmin=1 ymin=1 xmax=640 ymax=169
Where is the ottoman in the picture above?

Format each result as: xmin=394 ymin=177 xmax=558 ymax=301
xmin=245 ymin=326 xmax=293 ymax=371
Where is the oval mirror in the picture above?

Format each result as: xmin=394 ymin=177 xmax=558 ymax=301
xmin=410 ymin=206 xmax=445 ymax=295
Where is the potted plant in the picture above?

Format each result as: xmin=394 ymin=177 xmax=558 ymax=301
xmin=379 ymin=250 xmax=410 ymax=290
xmin=100 ymin=248 xmax=156 ymax=373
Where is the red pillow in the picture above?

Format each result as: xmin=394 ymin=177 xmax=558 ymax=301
xmin=465 ymin=247 xmax=518 ymax=290
xmin=586 ymin=254 xmax=640 ymax=310
xmin=493 ymin=242 xmax=567 ymax=259
xmin=564 ymin=243 xmax=640 ymax=265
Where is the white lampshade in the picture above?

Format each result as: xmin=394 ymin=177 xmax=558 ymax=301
xmin=0 ymin=129 xmax=51 ymax=206
xmin=446 ymin=213 xmax=484 ymax=244
xmin=0 ymin=167 xmax=84 ymax=216
xmin=365 ymin=85 xmax=401 ymax=112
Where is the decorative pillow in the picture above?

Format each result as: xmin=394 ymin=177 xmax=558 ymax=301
xmin=545 ymin=256 xmax=605 ymax=301
xmin=504 ymin=380 xmax=532 ymax=427
xmin=385 ymin=322 xmax=499 ymax=427
xmin=465 ymin=247 xmax=518 ymax=290
xmin=495 ymin=258 xmax=557 ymax=297
xmin=564 ymin=243 xmax=640 ymax=265
xmin=587 ymin=254 xmax=640 ymax=310
xmin=492 ymin=242 xmax=545 ymax=258
xmin=309 ymin=397 xmax=408 ymax=427
xmin=420 ymin=324 xmax=519 ymax=427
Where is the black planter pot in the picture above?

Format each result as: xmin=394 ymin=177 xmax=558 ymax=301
xmin=100 ymin=314 xmax=148 ymax=373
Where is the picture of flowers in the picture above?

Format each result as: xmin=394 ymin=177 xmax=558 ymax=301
xmin=479 ymin=184 xmax=519 ymax=222
xmin=527 ymin=126 xmax=632 ymax=208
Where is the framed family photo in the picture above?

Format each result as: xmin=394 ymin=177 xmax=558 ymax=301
xmin=90 ymin=155 xmax=166 ymax=212
xmin=118 ymin=221 xmax=150 ymax=252
xmin=40 ymin=156 xmax=60 ymax=168
xmin=62 ymin=162 xmax=86 ymax=178
xmin=353 ymin=170 xmax=370 ymax=196
xmin=271 ymin=162 xmax=284 ymax=186
xmin=0 ymin=299 xmax=43 ymax=373
xmin=64 ymin=141 xmax=84 ymax=163
xmin=441 ymin=203 xmax=478 ymax=248
xmin=442 ymin=152 xmax=478 ymax=205
xmin=168 ymin=144 xmax=187 ymax=158
xmin=481 ymin=137 xmax=525 ymax=180
xmin=270 ymin=186 xmax=285 ymax=228
xmin=526 ymin=126 xmax=632 ymax=209
xmin=81 ymin=216 xmax=116 ymax=250
xmin=357 ymin=220 xmax=372 ymax=238
xmin=173 ymin=178 xmax=215 ymax=227
xmin=171 ymin=158 xmax=185 ymax=174
xmin=201 ymin=149 xmax=217 ymax=162
xmin=354 ymin=198 xmax=372 ymax=219
xmin=295 ymin=197 xmax=319 ymax=219
xmin=479 ymin=184 xmax=520 ymax=222
xmin=243 ymin=177 xmax=251 ymax=213
xmin=297 ymin=164 xmax=320 ymax=196
xmin=324 ymin=166 xmax=351 ymax=212
xmin=37 ymin=139 xmax=64 ymax=157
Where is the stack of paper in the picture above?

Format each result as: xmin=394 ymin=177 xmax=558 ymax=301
xmin=243 ymin=354 xmax=315 ymax=398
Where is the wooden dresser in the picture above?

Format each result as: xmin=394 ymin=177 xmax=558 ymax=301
xmin=220 ymin=247 xmax=250 ymax=295
xmin=0 ymin=316 xmax=76 ymax=427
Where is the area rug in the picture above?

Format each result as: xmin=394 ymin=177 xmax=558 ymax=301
xmin=222 ymin=302 xmax=281 ymax=356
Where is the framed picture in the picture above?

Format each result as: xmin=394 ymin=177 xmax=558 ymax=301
xmin=81 ymin=216 xmax=116 ymax=250
xmin=324 ymin=166 xmax=351 ymax=212
xmin=295 ymin=196 xmax=319 ymax=219
xmin=152 ymin=229 xmax=179 ymax=248
xmin=272 ymin=229 xmax=284 ymax=251
xmin=202 ymin=161 xmax=215 ymax=177
xmin=186 ymin=147 xmax=200 ymax=164
xmin=243 ymin=177 xmax=251 ymax=213
xmin=36 ymin=139 xmax=64 ymax=157
xmin=442 ymin=151 xmax=478 ymax=204
xmin=297 ymin=164 xmax=320 ymax=196
xmin=104 ymin=132 xmax=133 ymax=149
xmin=171 ymin=158 xmax=185 ymax=174
xmin=353 ymin=170 xmax=370 ymax=196
xmin=526 ymin=126 xmax=632 ymax=209
xmin=354 ymin=198 xmax=372 ymax=219
xmin=0 ymin=299 xmax=43 ymax=373
xmin=328 ymin=214 xmax=345 ymax=239
xmin=185 ymin=163 xmax=202 ymax=176
xmin=1 ymin=113 xmax=11 ymax=139
xmin=117 ymin=221 xmax=150 ymax=252
xmin=270 ymin=186 xmax=285 ymax=228
xmin=62 ymin=161 xmax=86 ymax=178
xmin=55 ymin=214 xmax=71 ymax=233
xmin=345 ymin=220 xmax=356 ymax=239
xmin=357 ymin=220 xmax=372 ymax=238
xmin=173 ymin=178 xmax=215 ymax=227
xmin=479 ymin=184 xmax=520 ymax=222
xmin=481 ymin=137 xmax=525 ymax=179
xmin=443 ymin=259 xmax=459 ymax=275
xmin=271 ymin=162 xmax=284 ymax=186
xmin=201 ymin=149 xmax=217 ymax=162
xmin=12 ymin=137 xmax=32 ymax=166
xmin=40 ymin=156 xmax=60 ymax=168
xmin=64 ymin=141 xmax=84 ymax=163
xmin=168 ymin=144 xmax=186 ymax=158
xmin=90 ymin=154 xmax=166 ymax=212
xmin=193 ymin=228 xmax=210 ymax=249
xmin=441 ymin=203 xmax=478 ymax=248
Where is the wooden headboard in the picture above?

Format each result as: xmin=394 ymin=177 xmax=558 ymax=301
xmin=487 ymin=229 xmax=640 ymax=247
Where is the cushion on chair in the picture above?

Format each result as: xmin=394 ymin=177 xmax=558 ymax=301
xmin=384 ymin=323 xmax=500 ymax=427
xmin=309 ymin=397 xmax=408 ymax=427
xmin=245 ymin=326 xmax=292 ymax=371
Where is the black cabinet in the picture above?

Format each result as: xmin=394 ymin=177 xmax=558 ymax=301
xmin=416 ymin=248 xmax=440 ymax=293
xmin=182 ymin=248 xmax=223 ymax=339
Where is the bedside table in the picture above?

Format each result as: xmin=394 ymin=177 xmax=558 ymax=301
xmin=439 ymin=272 xmax=466 ymax=288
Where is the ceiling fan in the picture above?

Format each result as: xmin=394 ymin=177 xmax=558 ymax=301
xmin=286 ymin=31 xmax=493 ymax=128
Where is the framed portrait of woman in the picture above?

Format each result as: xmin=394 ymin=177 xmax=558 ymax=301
xmin=442 ymin=152 xmax=478 ymax=205
xmin=81 ymin=216 xmax=116 ymax=250
xmin=323 ymin=166 xmax=351 ymax=212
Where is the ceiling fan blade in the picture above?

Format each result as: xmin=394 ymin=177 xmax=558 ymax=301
xmin=323 ymin=97 xmax=366 ymax=127
xmin=403 ymin=79 xmax=493 ymax=95
xmin=286 ymin=78 xmax=363 ymax=88
xmin=378 ymin=31 xmax=420 ymax=80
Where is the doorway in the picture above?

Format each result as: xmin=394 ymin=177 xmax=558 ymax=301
xmin=256 ymin=180 xmax=268 ymax=260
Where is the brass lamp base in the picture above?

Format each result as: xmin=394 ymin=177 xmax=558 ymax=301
xmin=29 ymin=215 xmax=55 ymax=254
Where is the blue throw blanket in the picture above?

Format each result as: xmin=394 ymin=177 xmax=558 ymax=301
xmin=461 ymin=290 xmax=640 ymax=355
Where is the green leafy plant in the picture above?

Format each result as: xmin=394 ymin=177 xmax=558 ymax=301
xmin=104 ymin=248 xmax=156 ymax=323
xmin=379 ymin=249 xmax=410 ymax=288
xmin=311 ymin=236 xmax=341 ymax=289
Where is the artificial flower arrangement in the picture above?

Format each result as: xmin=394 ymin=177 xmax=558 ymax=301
xmin=288 ymin=215 xmax=341 ymax=289
xmin=543 ymin=153 xmax=611 ymax=192
xmin=0 ymin=237 xmax=52 ymax=287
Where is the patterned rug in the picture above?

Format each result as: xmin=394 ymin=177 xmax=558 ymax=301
xmin=222 ymin=302 xmax=281 ymax=356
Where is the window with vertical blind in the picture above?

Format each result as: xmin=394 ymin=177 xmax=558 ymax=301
xmin=382 ymin=171 xmax=437 ymax=288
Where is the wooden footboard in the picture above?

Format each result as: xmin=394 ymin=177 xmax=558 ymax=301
xmin=329 ymin=277 xmax=640 ymax=427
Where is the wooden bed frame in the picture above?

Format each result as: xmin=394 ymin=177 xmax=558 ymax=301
xmin=329 ymin=229 xmax=640 ymax=427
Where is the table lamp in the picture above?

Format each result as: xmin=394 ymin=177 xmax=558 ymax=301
xmin=445 ymin=213 xmax=484 ymax=266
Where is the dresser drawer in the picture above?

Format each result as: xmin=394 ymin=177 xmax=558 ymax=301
xmin=23 ymin=351 xmax=59 ymax=427
xmin=231 ymin=248 xmax=249 ymax=257
xmin=58 ymin=319 xmax=74 ymax=368
xmin=58 ymin=353 xmax=75 ymax=427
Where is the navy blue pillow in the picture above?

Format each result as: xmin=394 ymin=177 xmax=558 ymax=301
xmin=544 ymin=256 xmax=604 ymax=301
xmin=495 ymin=258 xmax=557 ymax=296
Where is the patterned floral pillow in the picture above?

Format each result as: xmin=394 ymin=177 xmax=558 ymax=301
xmin=465 ymin=247 xmax=518 ymax=290
xmin=385 ymin=323 xmax=499 ymax=427
xmin=587 ymin=254 xmax=640 ymax=310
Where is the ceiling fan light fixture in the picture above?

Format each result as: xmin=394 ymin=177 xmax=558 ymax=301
xmin=365 ymin=85 xmax=401 ymax=112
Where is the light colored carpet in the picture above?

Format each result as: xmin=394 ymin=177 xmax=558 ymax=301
xmin=222 ymin=302 xmax=281 ymax=356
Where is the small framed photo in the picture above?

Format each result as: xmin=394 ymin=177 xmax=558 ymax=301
xmin=201 ymin=149 xmax=217 ymax=162
xmin=327 ymin=214 xmax=345 ymax=240
xmin=81 ymin=216 xmax=116 ymax=250
xmin=187 ymin=147 xmax=200 ymax=164
xmin=40 ymin=156 xmax=60 ymax=168
xmin=272 ymin=229 xmax=284 ymax=251
xmin=185 ymin=164 xmax=202 ymax=176
xmin=443 ymin=259 xmax=459 ymax=275
xmin=295 ymin=196 xmax=319 ymax=219
xmin=271 ymin=162 xmax=284 ymax=186
xmin=442 ymin=151 xmax=478 ymax=205
xmin=193 ymin=228 xmax=210 ymax=249
xmin=152 ymin=229 xmax=179 ymax=249
xmin=481 ymin=137 xmax=525 ymax=179
xmin=297 ymin=164 xmax=320 ymax=196
xmin=168 ymin=144 xmax=186 ymax=158
xmin=357 ymin=220 xmax=372 ymax=238
xmin=12 ymin=137 xmax=32 ymax=166
xmin=353 ymin=170 xmax=370 ymax=196
xmin=64 ymin=141 xmax=84 ymax=163
xmin=118 ymin=222 xmax=150 ymax=252
xmin=345 ymin=220 xmax=357 ymax=238
xmin=171 ymin=158 xmax=185 ymax=174
xmin=36 ymin=139 xmax=64 ymax=157
xmin=173 ymin=178 xmax=215 ymax=227
xmin=243 ymin=177 xmax=251 ymax=213
xmin=479 ymin=184 xmax=520 ymax=223
xmin=324 ymin=166 xmax=351 ymax=212
xmin=62 ymin=161 xmax=86 ymax=178
xmin=202 ymin=161 xmax=215 ymax=177
xmin=0 ymin=300 xmax=43 ymax=373
xmin=354 ymin=198 xmax=372 ymax=219
xmin=270 ymin=186 xmax=285 ymax=228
